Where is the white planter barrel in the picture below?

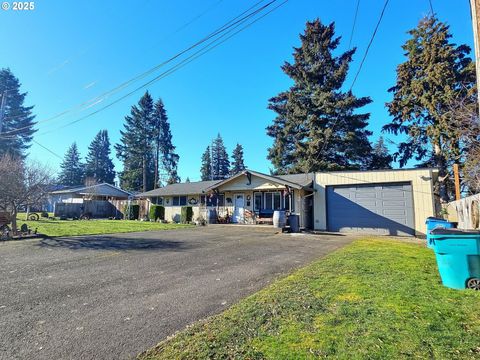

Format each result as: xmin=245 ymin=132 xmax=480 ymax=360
xmin=273 ymin=210 xmax=286 ymax=228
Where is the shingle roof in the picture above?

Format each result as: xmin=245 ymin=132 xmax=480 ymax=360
xmin=276 ymin=173 xmax=314 ymax=187
xmin=50 ymin=183 xmax=131 ymax=198
xmin=137 ymin=180 xmax=221 ymax=197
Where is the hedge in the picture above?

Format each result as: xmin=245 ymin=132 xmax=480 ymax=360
xmin=124 ymin=204 xmax=140 ymax=220
xmin=149 ymin=205 xmax=165 ymax=221
xmin=181 ymin=206 xmax=193 ymax=223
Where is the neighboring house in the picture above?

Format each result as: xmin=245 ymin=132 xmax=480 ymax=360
xmin=138 ymin=168 xmax=439 ymax=236
xmin=49 ymin=183 xmax=132 ymax=218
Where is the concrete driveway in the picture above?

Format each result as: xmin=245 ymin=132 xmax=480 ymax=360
xmin=0 ymin=225 xmax=355 ymax=360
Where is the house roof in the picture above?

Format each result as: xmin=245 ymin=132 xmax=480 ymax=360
xmin=137 ymin=180 xmax=221 ymax=197
xmin=50 ymin=183 xmax=132 ymax=198
xmin=137 ymin=170 xmax=314 ymax=198
xmin=203 ymin=170 xmax=314 ymax=191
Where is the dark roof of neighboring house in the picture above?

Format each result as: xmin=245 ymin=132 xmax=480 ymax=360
xmin=50 ymin=183 xmax=132 ymax=198
xmin=137 ymin=180 xmax=221 ymax=197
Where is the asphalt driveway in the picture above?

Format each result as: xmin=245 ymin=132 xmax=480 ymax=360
xmin=0 ymin=225 xmax=355 ymax=360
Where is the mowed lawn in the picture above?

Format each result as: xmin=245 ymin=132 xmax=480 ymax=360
xmin=140 ymin=238 xmax=480 ymax=360
xmin=15 ymin=215 xmax=191 ymax=237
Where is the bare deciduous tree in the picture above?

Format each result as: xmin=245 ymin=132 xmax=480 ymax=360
xmin=0 ymin=154 xmax=53 ymax=235
xmin=446 ymin=97 xmax=480 ymax=194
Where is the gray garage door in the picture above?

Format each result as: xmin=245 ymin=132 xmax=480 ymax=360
xmin=327 ymin=183 xmax=415 ymax=236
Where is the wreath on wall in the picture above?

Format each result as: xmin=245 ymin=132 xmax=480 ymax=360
xmin=246 ymin=195 xmax=251 ymax=201
xmin=189 ymin=198 xmax=198 ymax=205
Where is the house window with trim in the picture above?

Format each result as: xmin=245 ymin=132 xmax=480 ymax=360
xmin=254 ymin=192 xmax=262 ymax=211
xmin=264 ymin=192 xmax=282 ymax=210
xmin=154 ymin=196 xmax=163 ymax=205
xmin=201 ymin=194 xmax=225 ymax=206
xmin=172 ymin=195 xmax=187 ymax=206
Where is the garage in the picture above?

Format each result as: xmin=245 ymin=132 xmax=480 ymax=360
xmin=326 ymin=182 xmax=415 ymax=236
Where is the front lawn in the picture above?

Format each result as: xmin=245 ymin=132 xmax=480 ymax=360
xmin=140 ymin=238 xmax=480 ymax=359
xmin=15 ymin=217 xmax=191 ymax=237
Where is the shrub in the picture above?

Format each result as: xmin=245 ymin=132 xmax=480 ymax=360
xmin=149 ymin=205 xmax=165 ymax=221
xmin=41 ymin=211 xmax=49 ymax=218
xmin=124 ymin=204 xmax=140 ymax=220
xmin=181 ymin=206 xmax=193 ymax=223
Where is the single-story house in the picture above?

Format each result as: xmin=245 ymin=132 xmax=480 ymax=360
xmin=138 ymin=168 xmax=438 ymax=236
xmin=49 ymin=183 xmax=132 ymax=218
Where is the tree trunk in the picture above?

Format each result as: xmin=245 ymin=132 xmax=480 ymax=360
xmin=11 ymin=204 xmax=18 ymax=236
xmin=434 ymin=142 xmax=449 ymax=202
xmin=142 ymin=156 xmax=147 ymax=193
xmin=154 ymin=142 xmax=159 ymax=189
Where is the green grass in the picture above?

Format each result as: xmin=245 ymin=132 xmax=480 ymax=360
xmin=139 ymin=238 xmax=480 ymax=360
xmin=15 ymin=216 xmax=191 ymax=237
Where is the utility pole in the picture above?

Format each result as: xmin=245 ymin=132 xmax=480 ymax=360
xmin=453 ymin=163 xmax=461 ymax=201
xmin=0 ymin=90 xmax=7 ymax=134
xmin=470 ymin=0 xmax=480 ymax=114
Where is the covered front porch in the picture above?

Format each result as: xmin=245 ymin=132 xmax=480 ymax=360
xmin=201 ymin=170 xmax=315 ymax=228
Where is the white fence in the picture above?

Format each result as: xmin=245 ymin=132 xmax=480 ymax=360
xmin=445 ymin=194 xmax=480 ymax=229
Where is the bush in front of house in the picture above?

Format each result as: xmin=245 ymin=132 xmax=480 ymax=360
xmin=124 ymin=204 xmax=140 ymax=220
xmin=181 ymin=206 xmax=193 ymax=223
xmin=149 ymin=205 xmax=165 ymax=221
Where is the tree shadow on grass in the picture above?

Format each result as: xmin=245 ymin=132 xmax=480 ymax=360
xmin=37 ymin=235 xmax=191 ymax=251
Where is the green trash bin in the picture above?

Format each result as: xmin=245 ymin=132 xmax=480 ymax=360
xmin=430 ymin=228 xmax=480 ymax=290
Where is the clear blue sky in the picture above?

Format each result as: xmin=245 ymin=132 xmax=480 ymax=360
xmin=0 ymin=0 xmax=474 ymax=182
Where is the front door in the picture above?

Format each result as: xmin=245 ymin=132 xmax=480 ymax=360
xmin=233 ymin=194 xmax=244 ymax=223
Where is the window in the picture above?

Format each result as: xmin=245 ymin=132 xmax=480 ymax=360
xmin=254 ymin=192 xmax=262 ymax=211
xmin=172 ymin=196 xmax=187 ymax=206
xmin=264 ymin=192 xmax=282 ymax=210
xmin=273 ymin=193 xmax=281 ymax=210
xmin=155 ymin=197 xmax=163 ymax=205
xmin=201 ymin=194 xmax=224 ymax=206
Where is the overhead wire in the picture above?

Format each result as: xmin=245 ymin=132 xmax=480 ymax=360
xmin=0 ymin=0 xmax=269 ymax=137
xmin=36 ymin=0 xmax=286 ymax=137
xmin=348 ymin=0 xmax=360 ymax=49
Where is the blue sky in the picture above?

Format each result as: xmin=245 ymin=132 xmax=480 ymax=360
xmin=0 ymin=0 xmax=474 ymax=182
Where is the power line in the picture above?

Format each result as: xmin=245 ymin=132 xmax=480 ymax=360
xmin=349 ymin=0 xmax=389 ymax=91
xmin=428 ymin=0 xmax=434 ymax=14
xmin=0 ymin=0 xmax=269 ymax=137
xmin=348 ymin=0 xmax=360 ymax=49
xmin=35 ymin=0 xmax=286 ymax=137
xmin=32 ymin=140 xmax=63 ymax=160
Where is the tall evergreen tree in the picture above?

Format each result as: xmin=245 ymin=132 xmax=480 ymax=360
xmin=85 ymin=130 xmax=115 ymax=184
xmin=230 ymin=143 xmax=246 ymax=175
xmin=383 ymin=16 xmax=476 ymax=200
xmin=58 ymin=142 xmax=84 ymax=186
xmin=0 ymin=68 xmax=36 ymax=159
xmin=211 ymin=134 xmax=230 ymax=180
xmin=152 ymin=99 xmax=180 ymax=186
xmin=266 ymin=20 xmax=373 ymax=174
xmin=368 ymin=136 xmax=393 ymax=170
xmin=115 ymin=92 xmax=155 ymax=192
xmin=200 ymin=146 xmax=212 ymax=181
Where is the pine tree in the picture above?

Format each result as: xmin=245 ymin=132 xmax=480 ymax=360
xmin=152 ymin=98 xmax=180 ymax=186
xmin=266 ymin=20 xmax=373 ymax=174
xmin=200 ymin=146 xmax=212 ymax=181
xmin=58 ymin=143 xmax=84 ymax=186
xmin=0 ymin=68 xmax=36 ymax=159
xmin=383 ymin=16 xmax=476 ymax=200
xmin=85 ymin=130 xmax=115 ymax=184
xmin=230 ymin=143 xmax=246 ymax=175
xmin=211 ymin=134 xmax=230 ymax=180
xmin=115 ymin=92 xmax=155 ymax=192
xmin=368 ymin=137 xmax=393 ymax=170
xmin=185 ymin=177 xmax=191 ymax=183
